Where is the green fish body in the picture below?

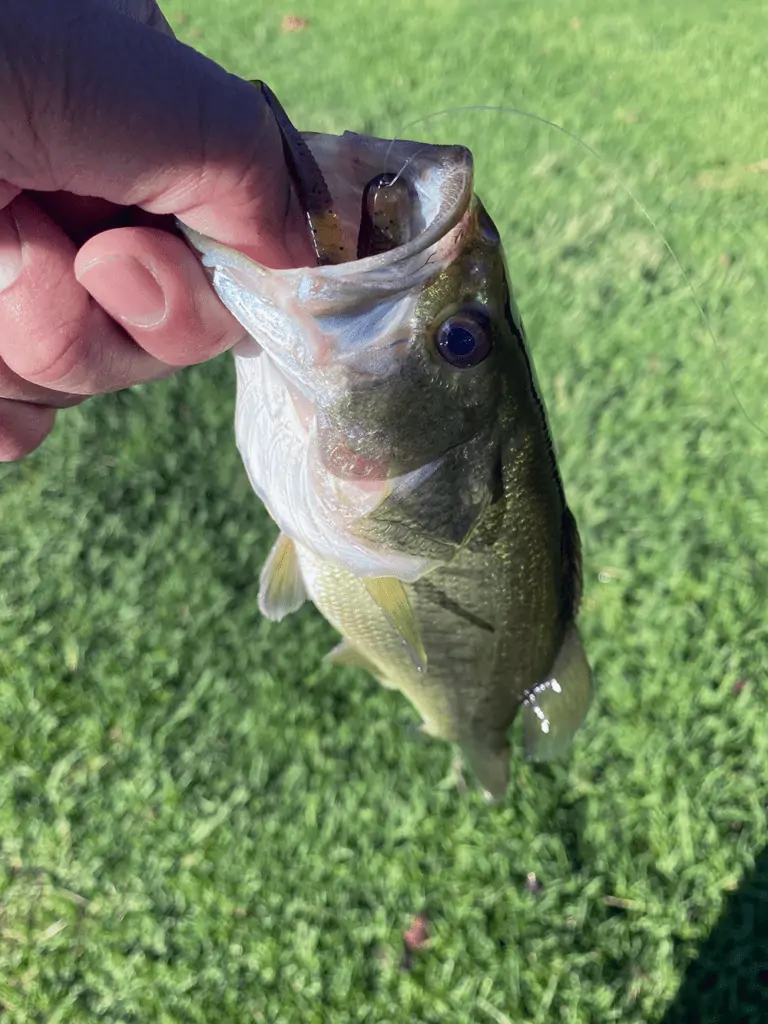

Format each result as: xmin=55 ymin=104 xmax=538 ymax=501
xmin=181 ymin=93 xmax=592 ymax=799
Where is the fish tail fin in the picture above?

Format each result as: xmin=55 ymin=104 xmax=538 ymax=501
xmin=523 ymin=622 xmax=593 ymax=762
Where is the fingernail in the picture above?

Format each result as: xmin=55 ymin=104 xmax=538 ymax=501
xmin=0 ymin=209 xmax=22 ymax=293
xmin=77 ymin=255 xmax=166 ymax=328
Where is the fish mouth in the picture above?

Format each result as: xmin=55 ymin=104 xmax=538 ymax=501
xmin=178 ymin=89 xmax=476 ymax=324
xmin=256 ymin=80 xmax=475 ymax=275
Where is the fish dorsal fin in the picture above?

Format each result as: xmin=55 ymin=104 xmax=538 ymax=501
xmin=362 ymin=577 xmax=428 ymax=673
xmin=258 ymin=533 xmax=308 ymax=621
xmin=523 ymin=622 xmax=593 ymax=761
xmin=324 ymin=641 xmax=380 ymax=676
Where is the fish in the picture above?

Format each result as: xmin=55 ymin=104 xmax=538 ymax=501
xmin=179 ymin=84 xmax=593 ymax=800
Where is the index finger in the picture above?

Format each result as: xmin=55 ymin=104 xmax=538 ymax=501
xmin=1 ymin=0 xmax=313 ymax=268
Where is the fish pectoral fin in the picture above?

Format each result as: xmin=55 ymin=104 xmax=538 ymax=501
xmin=324 ymin=642 xmax=380 ymax=677
xmin=362 ymin=576 xmax=428 ymax=673
xmin=523 ymin=623 xmax=593 ymax=762
xmin=258 ymin=533 xmax=308 ymax=621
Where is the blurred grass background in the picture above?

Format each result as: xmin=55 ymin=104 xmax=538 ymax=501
xmin=2 ymin=0 xmax=768 ymax=1020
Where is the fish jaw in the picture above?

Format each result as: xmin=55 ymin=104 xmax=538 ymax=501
xmin=179 ymin=132 xmax=476 ymax=581
xmin=179 ymin=131 xmax=474 ymax=379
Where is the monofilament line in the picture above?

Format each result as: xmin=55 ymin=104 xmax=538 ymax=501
xmin=387 ymin=104 xmax=765 ymax=440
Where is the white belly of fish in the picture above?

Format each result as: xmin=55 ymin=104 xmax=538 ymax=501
xmin=233 ymin=343 xmax=434 ymax=582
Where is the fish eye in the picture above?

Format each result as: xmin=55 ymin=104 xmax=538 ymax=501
xmin=434 ymin=309 xmax=493 ymax=368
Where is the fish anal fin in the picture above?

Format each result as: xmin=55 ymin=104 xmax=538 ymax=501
xmin=523 ymin=623 xmax=593 ymax=762
xmin=258 ymin=533 xmax=307 ymax=621
xmin=460 ymin=739 xmax=510 ymax=803
xmin=417 ymin=717 xmax=442 ymax=739
xmin=324 ymin=641 xmax=380 ymax=677
xmin=362 ymin=577 xmax=428 ymax=673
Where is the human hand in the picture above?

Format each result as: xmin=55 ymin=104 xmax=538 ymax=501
xmin=0 ymin=0 xmax=313 ymax=460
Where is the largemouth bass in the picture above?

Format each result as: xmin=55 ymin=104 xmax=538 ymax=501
xmin=180 ymin=85 xmax=592 ymax=800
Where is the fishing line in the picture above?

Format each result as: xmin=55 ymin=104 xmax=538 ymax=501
xmin=386 ymin=104 xmax=766 ymax=442
xmin=387 ymin=147 xmax=431 ymax=188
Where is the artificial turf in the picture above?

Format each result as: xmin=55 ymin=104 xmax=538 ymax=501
xmin=1 ymin=0 xmax=767 ymax=1020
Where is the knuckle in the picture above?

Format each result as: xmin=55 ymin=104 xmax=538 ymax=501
xmin=0 ymin=401 xmax=57 ymax=461
xmin=0 ymin=435 xmax=36 ymax=461
xmin=204 ymin=319 xmax=240 ymax=358
xmin=0 ymin=360 xmax=86 ymax=406
xmin=0 ymin=257 xmax=98 ymax=393
xmin=188 ymin=289 xmax=244 ymax=361
xmin=0 ymin=422 xmax=48 ymax=462
xmin=20 ymin=315 xmax=93 ymax=393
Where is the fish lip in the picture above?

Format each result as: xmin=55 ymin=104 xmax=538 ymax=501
xmin=179 ymin=136 xmax=474 ymax=282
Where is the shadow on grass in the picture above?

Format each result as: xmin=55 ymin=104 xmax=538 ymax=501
xmin=659 ymin=846 xmax=768 ymax=1024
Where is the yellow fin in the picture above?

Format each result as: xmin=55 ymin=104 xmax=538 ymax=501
xmin=362 ymin=577 xmax=428 ymax=673
xmin=324 ymin=641 xmax=379 ymax=676
xmin=523 ymin=623 xmax=593 ymax=761
xmin=258 ymin=533 xmax=307 ymax=622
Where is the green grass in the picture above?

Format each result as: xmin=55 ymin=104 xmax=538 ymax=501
xmin=2 ymin=0 xmax=768 ymax=1020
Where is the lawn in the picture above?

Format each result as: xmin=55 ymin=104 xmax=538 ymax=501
xmin=1 ymin=0 xmax=768 ymax=1020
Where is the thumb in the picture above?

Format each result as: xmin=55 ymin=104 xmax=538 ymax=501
xmin=1 ymin=0 xmax=313 ymax=268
